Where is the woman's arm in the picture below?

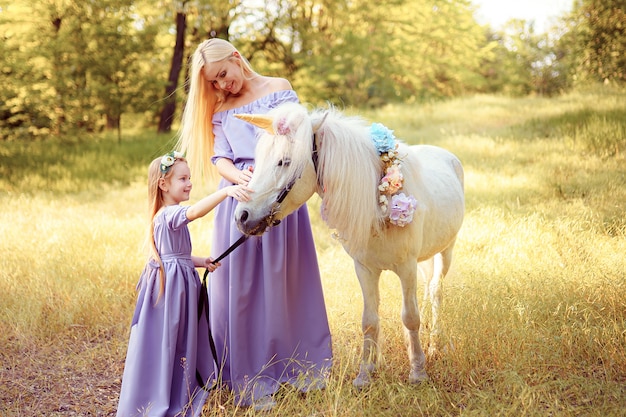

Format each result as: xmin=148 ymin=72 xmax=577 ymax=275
xmin=215 ymin=157 xmax=253 ymax=185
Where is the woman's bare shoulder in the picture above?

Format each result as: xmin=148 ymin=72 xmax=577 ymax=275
xmin=217 ymin=76 xmax=293 ymax=112
xmin=265 ymin=76 xmax=292 ymax=91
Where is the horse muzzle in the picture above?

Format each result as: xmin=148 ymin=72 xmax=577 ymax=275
xmin=235 ymin=207 xmax=281 ymax=236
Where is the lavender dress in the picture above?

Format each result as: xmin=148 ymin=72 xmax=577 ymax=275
xmin=117 ymin=205 xmax=215 ymax=417
xmin=209 ymin=90 xmax=332 ymax=405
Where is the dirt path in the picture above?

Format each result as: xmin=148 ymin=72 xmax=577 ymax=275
xmin=1 ymin=334 xmax=123 ymax=416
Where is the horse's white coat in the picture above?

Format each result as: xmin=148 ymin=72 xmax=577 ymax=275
xmin=234 ymin=102 xmax=464 ymax=387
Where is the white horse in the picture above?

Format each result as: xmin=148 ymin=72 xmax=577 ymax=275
xmin=233 ymin=102 xmax=464 ymax=387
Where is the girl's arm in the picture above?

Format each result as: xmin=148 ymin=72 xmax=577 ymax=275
xmin=186 ymin=184 xmax=252 ymax=221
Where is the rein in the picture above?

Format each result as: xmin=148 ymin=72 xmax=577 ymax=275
xmin=195 ymin=234 xmax=249 ymax=391
xmin=194 ymin=170 xmax=299 ymax=390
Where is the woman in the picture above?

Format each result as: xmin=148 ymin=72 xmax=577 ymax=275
xmin=177 ymin=38 xmax=332 ymax=411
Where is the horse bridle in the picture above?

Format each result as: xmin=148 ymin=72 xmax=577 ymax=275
xmin=211 ymin=122 xmax=323 ymax=259
xmin=273 ymin=111 xmax=326 ymax=210
xmin=265 ymin=128 xmax=322 ymax=226
xmin=264 ymin=177 xmax=296 ymax=229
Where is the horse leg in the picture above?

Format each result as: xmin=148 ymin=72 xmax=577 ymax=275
xmin=417 ymin=257 xmax=434 ymax=336
xmin=396 ymin=261 xmax=428 ymax=384
xmin=353 ymin=261 xmax=381 ymax=388
xmin=428 ymin=243 xmax=455 ymax=357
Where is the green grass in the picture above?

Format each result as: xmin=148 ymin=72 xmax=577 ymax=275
xmin=1 ymin=88 xmax=625 ymax=416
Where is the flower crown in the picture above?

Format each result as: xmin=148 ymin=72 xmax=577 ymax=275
xmin=160 ymin=151 xmax=184 ymax=175
xmin=370 ymin=123 xmax=417 ymax=227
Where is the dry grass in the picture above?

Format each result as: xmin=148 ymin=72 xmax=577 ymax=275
xmin=1 ymin=89 xmax=625 ymax=416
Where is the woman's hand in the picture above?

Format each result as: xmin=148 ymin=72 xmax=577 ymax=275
xmin=237 ymin=165 xmax=254 ymax=185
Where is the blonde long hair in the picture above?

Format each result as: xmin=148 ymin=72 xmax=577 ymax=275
xmin=176 ymin=38 xmax=257 ymax=182
xmin=146 ymin=156 xmax=186 ymax=301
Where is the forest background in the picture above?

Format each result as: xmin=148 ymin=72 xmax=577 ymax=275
xmin=1 ymin=0 xmax=625 ymax=141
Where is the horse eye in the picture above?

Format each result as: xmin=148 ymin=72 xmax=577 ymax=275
xmin=278 ymin=158 xmax=291 ymax=167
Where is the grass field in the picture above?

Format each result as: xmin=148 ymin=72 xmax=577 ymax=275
xmin=1 ymin=88 xmax=625 ymax=416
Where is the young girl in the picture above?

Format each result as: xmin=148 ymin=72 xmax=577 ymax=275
xmin=116 ymin=152 xmax=251 ymax=417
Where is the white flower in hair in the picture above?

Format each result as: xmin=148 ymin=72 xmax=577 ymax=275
xmin=160 ymin=151 xmax=184 ymax=174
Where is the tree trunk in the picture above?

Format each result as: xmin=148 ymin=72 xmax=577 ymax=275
xmin=157 ymin=11 xmax=187 ymax=133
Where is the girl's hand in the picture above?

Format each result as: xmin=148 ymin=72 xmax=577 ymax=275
xmin=206 ymin=257 xmax=220 ymax=272
xmin=226 ymin=184 xmax=253 ymax=202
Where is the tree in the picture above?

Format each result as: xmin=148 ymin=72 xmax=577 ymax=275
xmin=156 ymin=0 xmax=242 ymax=133
xmin=388 ymin=0 xmax=487 ymax=100
xmin=496 ymin=19 xmax=542 ymax=96
xmin=0 ymin=2 xmax=50 ymax=139
xmin=157 ymin=2 xmax=188 ymax=133
xmin=87 ymin=0 xmax=161 ymax=140
xmin=575 ymin=0 xmax=626 ymax=86
xmin=1 ymin=0 xmax=597 ymax=139
xmin=232 ymin=0 xmax=488 ymax=105
xmin=1 ymin=0 xmax=163 ymax=140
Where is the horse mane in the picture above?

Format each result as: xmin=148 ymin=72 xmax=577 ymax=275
xmin=311 ymin=106 xmax=385 ymax=250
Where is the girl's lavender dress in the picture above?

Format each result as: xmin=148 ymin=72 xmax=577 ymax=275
xmin=209 ymin=90 xmax=333 ymax=406
xmin=117 ymin=205 xmax=215 ymax=417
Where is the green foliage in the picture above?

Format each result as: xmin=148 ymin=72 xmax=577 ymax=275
xmin=389 ymin=0 xmax=487 ymax=99
xmin=236 ymin=0 xmax=491 ymax=105
xmin=2 ymin=0 xmax=625 ymax=140
xmin=573 ymin=0 xmax=626 ymax=86
xmin=0 ymin=0 xmax=165 ymax=140
xmin=479 ymin=19 xmax=573 ymax=97
xmin=85 ymin=0 xmax=163 ymax=132
xmin=0 ymin=2 xmax=55 ymax=139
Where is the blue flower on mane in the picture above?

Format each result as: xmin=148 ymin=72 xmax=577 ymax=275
xmin=370 ymin=123 xmax=396 ymax=155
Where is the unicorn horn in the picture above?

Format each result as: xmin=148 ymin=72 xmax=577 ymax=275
xmin=312 ymin=112 xmax=328 ymax=133
xmin=235 ymin=113 xmax=275 ymax=134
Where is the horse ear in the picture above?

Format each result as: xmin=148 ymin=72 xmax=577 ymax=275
xmin=235 ymin=113 xmax=276 ymax=135
xmin=312 ymin=112 xmax=329 ymax=133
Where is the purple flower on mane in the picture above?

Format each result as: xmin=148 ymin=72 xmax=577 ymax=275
xmin=389 ymin=193 xmax=417 ymax=227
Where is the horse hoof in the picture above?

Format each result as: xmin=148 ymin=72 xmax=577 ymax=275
xmin=252 ymin=396 xmax=276 ymax=412
xmin=409 ymin=369 xmax=429 ymax=384
xmin=353 ymin=372 xmax=372 ymax=389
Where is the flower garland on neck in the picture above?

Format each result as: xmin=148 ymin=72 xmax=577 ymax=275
xmin=370 ymin=123 xmax=417 ymax=227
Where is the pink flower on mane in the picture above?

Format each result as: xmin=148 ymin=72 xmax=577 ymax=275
xmin=381 ymin=165 xmax=403 ymax=194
